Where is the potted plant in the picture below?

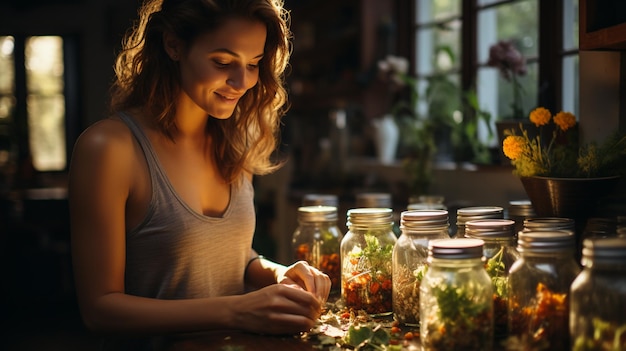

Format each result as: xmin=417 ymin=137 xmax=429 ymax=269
xmin=502 ymin=107 xmax=626 ymax=224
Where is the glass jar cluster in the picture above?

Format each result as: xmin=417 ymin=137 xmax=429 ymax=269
xmin=293 ymin=202 xmax=626 ymax=350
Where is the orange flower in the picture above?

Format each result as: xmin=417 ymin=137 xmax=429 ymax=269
xmin=502 ymin=135 xmax=526 ymax=160
xmin=553 ymin=111 xmax=576 ymax=131
xmin=529 ymin=107 xmax=551 ymax=127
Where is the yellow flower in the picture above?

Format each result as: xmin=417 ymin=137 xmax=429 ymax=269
xmin=529 ymin=107 xmax=551 ymax=127
xmin=553 ymin=111 xmax=576 ymax=132
xmin=502 ymin=135 xmax=526 ymax=160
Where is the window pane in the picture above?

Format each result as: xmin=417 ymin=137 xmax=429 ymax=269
xmin=477 ymin=0 xmax=538 ymax=128
xmin=563 ymin=0 xmax=579 ymax=51
xmin=478 ymin=62 xmax=538 ymax=121
xmin=562 ymin=54 xmax=579 ymax=116
xmin=415 ymin=23 xmax=462 ymax=75
xmin=25 ymin=36 xmax=66 ymax=171
xmin=477 ymin=0 xmax=539 ymax=64
xmin=0 ymin=36 xmax=15 ymax=120
xmin=416 ymin=0 xmax=462 ymax=24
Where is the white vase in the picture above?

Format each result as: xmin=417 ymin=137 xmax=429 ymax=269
xmin=372 ymin=114 xmax=399 ymax=164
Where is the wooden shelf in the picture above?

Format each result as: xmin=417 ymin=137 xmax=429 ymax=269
xmin=580 ymin=0 xmax=626 ymax=50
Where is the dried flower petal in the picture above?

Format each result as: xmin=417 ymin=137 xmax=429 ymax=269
xmin=553 ymin=111 xmax=576 ymax=131
xmin=529 ymin=107 xmax=551 ymax=127
xmin=503 ymin=135 xmax=526 ymax=160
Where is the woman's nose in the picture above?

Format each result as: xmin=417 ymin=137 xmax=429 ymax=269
xmin=226 ymin=67 xmax=248 ymax=90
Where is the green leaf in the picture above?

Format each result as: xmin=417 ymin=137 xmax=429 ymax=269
xmin=345 ymin=325 xmax=373 ymax=347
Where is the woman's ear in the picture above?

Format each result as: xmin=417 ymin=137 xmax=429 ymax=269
xmin=163 ymin=32 xmax=181 ymax=61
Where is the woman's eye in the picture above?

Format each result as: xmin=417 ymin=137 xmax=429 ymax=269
xmin=213 ymin=60 xmax=229 ymax=68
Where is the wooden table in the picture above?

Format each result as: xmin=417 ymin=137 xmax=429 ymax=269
xmin=159 ymin=327 xmax=421 ymax=351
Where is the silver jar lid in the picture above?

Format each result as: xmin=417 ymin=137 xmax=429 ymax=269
xmin=355 ymin=192 xmax=392 ymax=208
xmin=517 ymin=230 xmax=576 ymax=253
xmin=429 ymin=238 xmax=484 ymax=259
xmin=297 ymin=206 xmax=338 ymax=222
xmin=302 ymin=194 xmax=339 ymax=207
xmin=401 ymin=209 xmax=449 ymax=230
xmin=457 ymin=206 xmax=504 ymax=225
xmin=523 ymin=217 xmax=575 ymax=231
xmin=582 ymin=237 xmax=626 ymax=264
xmin=347 ymin=207 xmax=394 ymax=227
xmin=465 ymin=219 xmax=516 ymax=238
xmin=508 ymin=200 xmax=536 ymax=217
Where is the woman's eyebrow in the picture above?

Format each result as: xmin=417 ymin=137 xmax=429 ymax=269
xmin=210 ymin=48 xmax=264 ymax=59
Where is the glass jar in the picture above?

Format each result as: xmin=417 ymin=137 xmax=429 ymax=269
xmin=302 ymin=193 xmax=339 ymax=207
xmin=340 ymin=207 xmax=397 ymax=315
xmin=392 ymin=209 xmax=449 ymax=326
xmin=407 ymin=195 xmax=447 ymax=211
xmin=455 ymin=206 xmax=503 ymax=238
xmin=507 ymin=200 xmax=535 ymax=235
xmin=581 ymin=217 xmax=618 ymax=240
xmin=356 ymin=192 xmax=392 ymax=208
xmin=570 ymin=237 xmax=626 ymax=350
xmin=508 ymin=230 xmax=581 ymax=350
xmin=465 ymin=219 xmax=519 ymax=340
xmin=420 ymin=238 xmax=494 ymax=350
xmin=523 ymin=217 xmax=575 ymax=232
xmin=292 ymin=206 xmax=343 ymax=292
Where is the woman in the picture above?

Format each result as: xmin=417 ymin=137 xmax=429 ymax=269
xmin=68 ymin=0 xmax=330 ymax=347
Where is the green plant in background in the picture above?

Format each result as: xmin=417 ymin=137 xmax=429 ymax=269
xmin=378 ymin=46 xmax=494 ymax=196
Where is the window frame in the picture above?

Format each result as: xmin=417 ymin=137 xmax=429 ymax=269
xmin=399 ymin=0 xmax=576 ymax=122
xmin=2 ymin=33 xmax=80 ymax=177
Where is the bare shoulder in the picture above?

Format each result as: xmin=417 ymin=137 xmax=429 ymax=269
xmin=69 ymin=116 xmax=138 ymax=183
xmin=73 ymin=117 xmax=134 ymax=155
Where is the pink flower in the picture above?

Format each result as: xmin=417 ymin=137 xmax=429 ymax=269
xmin=487 ymin=40 xmax=527 ymax=81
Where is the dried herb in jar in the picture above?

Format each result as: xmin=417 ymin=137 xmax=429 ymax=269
xmin=392 ymin=265 xmax=427 ymax=325
xmin=572 ymin=318 xmax=626 ymax=351
xmin=485 ymin=246 xmax=509 ymax=338
xmin=422 ymin=284 xmax=493 ymax=350
xmin=508 ymin=282 xmax=569 ymax=350
xmin=343 ymin=234 xmax=394 ymax=315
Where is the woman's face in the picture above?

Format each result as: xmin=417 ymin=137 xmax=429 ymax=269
xmin=177 ymin=17 xmax=267 ymax=119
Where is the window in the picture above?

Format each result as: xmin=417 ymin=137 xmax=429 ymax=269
xmin=476 ymin=0 xmax=539 ymax=123
xmin=413 ymin=1 xmax=463 ymax=159
xmin=0 ymin=35 xmax=71 ymax=173
xmin=562 ymin=0 xmax=579 ymax=116
xmin=0 ymin=36 xmax=16 ymax=168
xmin=412 ymin=0 xmax=579 ymax=149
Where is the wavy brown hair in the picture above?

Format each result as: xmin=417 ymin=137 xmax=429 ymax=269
xmin=110 ymin=0 xmax=292 ymax=184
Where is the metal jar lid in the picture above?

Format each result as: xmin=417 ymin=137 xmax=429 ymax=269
xmin=401 ymin=209 xmax=449 ymax=230
xmin=517 ymin=230 xmax=576 ymax=253
xmin=429 ymin=238 xmax=484 ymax=259
xmin=347 ymin=207 xmax=394 ymax=227
xmin=355 ymin=192 xmax=392 ymax=208
xmin=302 ymin=194 xmax=339 ymax=207
xmin=523 ymin=217 xmax=575 ymax=231
xmin=297 ymin=206 xmax=338 ymax=222
xmin=508 ymin=200 xmax=536 ymax=217
xmin=582 ymin=237 xmax=626 ymax=265
xmin=465 ymin=219 xmax=516 ymax=238
xmin=457 ymin=206 xmax=504 ymax=225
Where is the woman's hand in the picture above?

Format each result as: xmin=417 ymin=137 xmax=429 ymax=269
xmin=232 ymin=284 xmax=322 ymax=335
xmin=276 ymin=261 xmax=331 ymax=303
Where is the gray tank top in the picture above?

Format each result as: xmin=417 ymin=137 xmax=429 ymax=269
xmin=119 ymin=112 xmax=256 ymax=299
